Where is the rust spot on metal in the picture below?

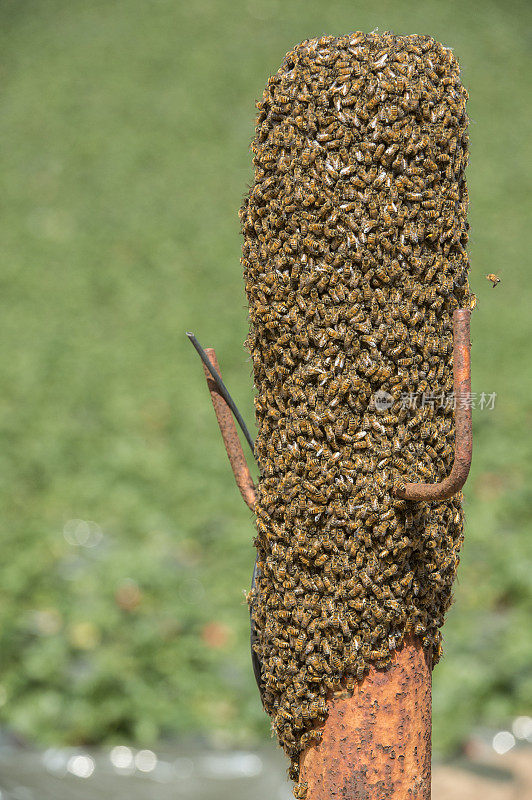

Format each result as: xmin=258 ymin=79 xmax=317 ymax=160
xmin=299 ymin=637 xmax=432 ymax=799
xmin=201 ymin=348 xmax=257 ymax=512
xmin=393 ymin=309 xmax=472 ymax=502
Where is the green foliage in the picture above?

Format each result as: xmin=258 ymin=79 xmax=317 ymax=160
xmin=0 ymin=0 xmax=530 ymax=756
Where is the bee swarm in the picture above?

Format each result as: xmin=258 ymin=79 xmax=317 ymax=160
xmin=240 ymin=32 xmax=470 ymax=788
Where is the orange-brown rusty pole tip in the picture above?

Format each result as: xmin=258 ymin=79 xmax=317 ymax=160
xmin=299 ymin=637 xmax=432 ymax=800
xmin=201 ymin=348 xmax=257 ymax=512
xmin=393 ymin=308 xmax=472 ymax=502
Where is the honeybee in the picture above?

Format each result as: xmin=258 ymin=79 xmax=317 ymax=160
xmin=486 ymin=273 xmax=500 ymax=287
xmin=293 ymin=782 xmax=308 ymax=799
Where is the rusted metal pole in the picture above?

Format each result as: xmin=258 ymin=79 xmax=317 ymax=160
xmin=201 ymin=348 xmax=257 ymax=512
xmin=299 ymin=636 xmax=432 ymax=800
xmin=393 ymin=308 xmax=472 ymax=502
xmin=296 ymin=311 xmax=471 ymax=798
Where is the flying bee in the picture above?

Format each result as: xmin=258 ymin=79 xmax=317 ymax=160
xmin=486 ymin=273 xmax=500 ymax=287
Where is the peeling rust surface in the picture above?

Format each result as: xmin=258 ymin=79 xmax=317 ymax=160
xmin=299 ymin=637 xmax=432 ymax=799
xmin=201 ymin=348 xmax=257 ymax=511
xmin=393 ymin=309 xmax=472 ymax=502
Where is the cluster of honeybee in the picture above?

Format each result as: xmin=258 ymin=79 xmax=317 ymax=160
xmin=240 ymin=32 xmax=470 ymax=790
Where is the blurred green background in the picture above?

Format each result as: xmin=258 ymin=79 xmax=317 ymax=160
xmin=0 ymin=0 xmax=530 ymax=758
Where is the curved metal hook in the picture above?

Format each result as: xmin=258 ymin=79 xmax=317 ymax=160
xmin=393 ymin=308 xmax=472 ymax=502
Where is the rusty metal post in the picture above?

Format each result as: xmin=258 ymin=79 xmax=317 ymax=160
xmin=293 ymin=311 xmax=471 ymax=799
xmin=299 ymin=637 xmax=432 ymax=799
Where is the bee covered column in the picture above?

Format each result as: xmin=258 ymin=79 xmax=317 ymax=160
xmin=241 ymin=32 xmax=471 ymax=799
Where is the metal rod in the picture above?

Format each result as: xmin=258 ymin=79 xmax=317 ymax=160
xmin=199 ymin=347 xmax=257 ymax=512
xmin=393 ymin=308 xmax=472 ymax=502
xmin=194 ymin=345 xmax=262 ymax=694
xmin=186 ymin=332 xmax=256 ymax=460
xmin=299 ymin=636 xmax=432 ymax=800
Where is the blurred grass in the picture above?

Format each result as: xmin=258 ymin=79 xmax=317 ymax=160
xmin=0 ymin=0 xmax=530 ymax=754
